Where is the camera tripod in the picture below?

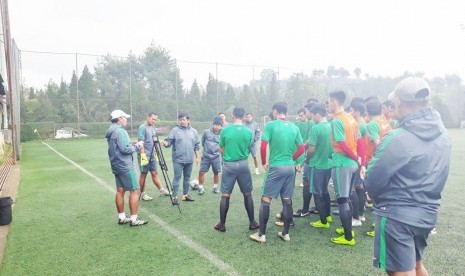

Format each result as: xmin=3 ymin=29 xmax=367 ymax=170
xmin=152 ymin=135 xmax=182 ymax=213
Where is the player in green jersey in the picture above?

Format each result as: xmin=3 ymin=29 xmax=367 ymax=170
xmin=250 ymin=102 xmax=305 ymax=243
xmin=214 ymin=107 xmax=259 ymax=232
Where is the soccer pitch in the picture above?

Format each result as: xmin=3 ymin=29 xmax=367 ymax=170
xmin=1 ymin=129 xmax=463 ymax=275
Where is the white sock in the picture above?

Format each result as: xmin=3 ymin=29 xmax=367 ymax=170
xmin=118 ymin=213 xmax=126 ymax=220
xmin=199 ymin=185 xmax=204 ymax=190
xmin=130 ymin=215 xmax=137 ymax=222
xmin=213 ymin=184 xmax=218 ymax=188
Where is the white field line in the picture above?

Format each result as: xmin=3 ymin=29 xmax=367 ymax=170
xmin=42 ymin=142 xmax=240 ymax=276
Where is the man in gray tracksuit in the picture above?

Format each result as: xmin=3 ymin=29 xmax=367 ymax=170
xmin=161 ymin=112 xmax=200 ymax=204
xmin=106 ymin=109 xmax=148 ymax=227
xmin=243 ymin=112 xmax=261 ymax=175
xmin=364 ymin=77 xmax=451 ymax=275
xmin=197 ymin=117 xmax=223 ymax=195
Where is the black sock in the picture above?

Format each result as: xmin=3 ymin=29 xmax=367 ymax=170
xmin=323 ymin=193 xmax=331 ymax=218
xmin=337 ymin=197 xmax=353 ymax=240
xmin=314 ymin=195 xmax=327 ymax=223
xmin=282 ymin=198 xmax=293 ymax=235
xmin=281 ymin=197 xmax=294 ymax=225
xmin=302 ymin=184 xmax=310 ymax=212
xmin=356 ymin=188 xmax=366 ymax=216
xmin=243 ymin=193 xmax=256 ymax=224
xmin=350 ymin=191 xmax=360 ymax=220
xmin=220 ymin=196 xmax=230 ymax=225
xmin=259 ymin=200 xmax=270 ymax=236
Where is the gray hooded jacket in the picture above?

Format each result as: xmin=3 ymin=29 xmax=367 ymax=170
xmin=165 ymin=125 xmax=200 ymax=163
xmin=365 ymin=107 xmax=451 ymax=228
xmin=201 ymin=128 xmax=221 ymax=160
xmin=243 ymin=120 xmax=261 ymax=142
xmin=105 ymin=123 xmax=137 ymax=174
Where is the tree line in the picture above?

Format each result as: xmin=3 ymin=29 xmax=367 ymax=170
xmin=20 ymin=44 xmax=464 ymax=128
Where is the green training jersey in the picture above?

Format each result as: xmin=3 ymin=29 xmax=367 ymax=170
xmin=307 ymin=120 xmax=315 ymax=139
xmin=220 ymin=123 xmax=253 ymax=162
xmin=262 ymin=119 xmax=303 ymax=166
xmin=294 ymin=120 xmax=313 ymax=165
xmin=308 ymin=120 xmax=333 ymax=169
xmin=295 ymin=120 xmax=311 ymax=142
xmin=359 ymin=120 xmax=367 ymax=139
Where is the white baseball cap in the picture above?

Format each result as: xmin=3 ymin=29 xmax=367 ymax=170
xmin=110 ymin=109 xmax=131 ymax=120
xmin=388 ymin=77 xmax=430 ymax=102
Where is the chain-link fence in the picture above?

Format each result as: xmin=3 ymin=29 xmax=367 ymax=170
xmin=1 ymin=0 xmax=21 ymax=160
xmin=19 ymin=48 xmax=315 ymax=142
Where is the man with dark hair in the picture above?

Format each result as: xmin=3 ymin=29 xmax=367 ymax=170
xmin=382 ymin=100 xmax=398 ymax=128
xmin=243 ymin=112 xmax=261 ymax=175
xmin=365 ymin=77 xmax=450 ymax=275
xmin=276 ymin=105 xmax=313 ymax=225
xmin=307 ymin=103 xmax=334 ymax=229
xmin=161 ymin=112 xmax=200 ymax=205
xmin=364 ymin=100 xmax=392 ymax=237
xmin=328 ymin=90 xmax=365 ymax=246
xmin=365 ymin=100 xmax=391 ymax=163
xmin=105 ymin=109 xmax=148 ymax=227
xmin=218 ymin=112 xmax=229 ymax=127
xmin=250 ymin=101 xmax=305 ymax=243
xmin=214 ymin=107 xmax=259 ymax=232
xmin=364 ymin=96 xmax=379 ymax=104
xmin=349 ymin=101 xmax=369 ymax=226
xmin=294 ymin=107 xmax=311 ymax=168
xmin=306 ymin=98 xmax=319 ymax=104
xmin=137 ymin=112 xmax=171 ymax=201
xmin=292 ymin=105 xmax=315 ymax=218
xmin=198 ymin=117 xmax=223 ymax=195
xmin=351 ymin=97 xmax=365 ymax=106
xmin=276 ymin=103 xmax=314 ymax=223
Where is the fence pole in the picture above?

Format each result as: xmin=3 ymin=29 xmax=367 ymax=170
xmin=216 ymin=62 xmax=219 ymax=114
xmin=175 ymin=63 xmax=179 ymax=118
xmin=129 ymin=59 xmax=133 ymax=134
xmin=76 ymin=53 xmax=80 ymax=131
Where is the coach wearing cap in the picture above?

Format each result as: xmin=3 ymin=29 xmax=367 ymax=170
xmin=364 ymin=77 xmax=451 ymax=275
xmin=105 ymin=109 xmax=148 ymax=227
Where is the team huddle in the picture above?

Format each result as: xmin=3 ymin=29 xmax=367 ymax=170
xmin=106 ymin=77 xmax=451 ymax=275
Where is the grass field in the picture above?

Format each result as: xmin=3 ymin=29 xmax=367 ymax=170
xmin=1 ymin=129 xmax=464 ymax=275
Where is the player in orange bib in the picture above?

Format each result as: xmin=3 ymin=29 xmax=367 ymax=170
xmin=328 ymin=91 xmax=366 ymax=246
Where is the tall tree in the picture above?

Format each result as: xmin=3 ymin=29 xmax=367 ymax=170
xmin=140 ymin=44 xmax=182 ymax=120
xmin=78 ymin=65 xmax=101 ymax=122
xmin=204 ymin=73 xmax=218 ymax=120
xmin=239 ymin=84 xmax=252 ymax=112
xmin=224 ymin=84 xmax=236 ymax=110
xmin=265 ymin=73 xmax=280 ymax=110
xmin=185 ymin=79 xmax=202 ymax=120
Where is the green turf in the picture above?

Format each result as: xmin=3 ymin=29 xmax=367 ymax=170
xmin=1 ymin=129 xmax=464 ymax=275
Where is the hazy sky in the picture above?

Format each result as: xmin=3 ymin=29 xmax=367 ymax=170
xmin=8 ymin=0 xmax=465 ymax=88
